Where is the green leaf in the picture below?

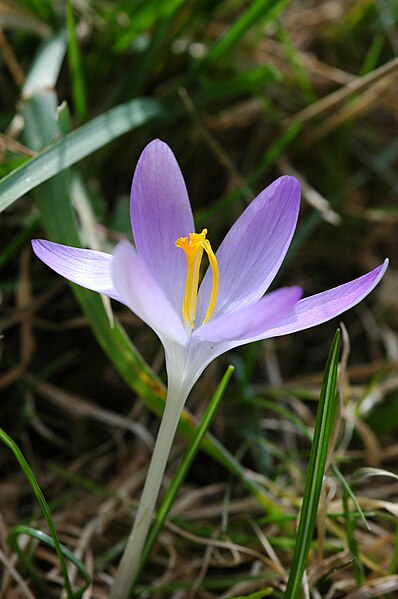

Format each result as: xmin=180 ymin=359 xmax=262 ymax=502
xmin=284 ymin=329 xmax=341 ymax=599
xmin=23 ymin=31 xmax=65 ymax=95
xmin=0 ymin=97 xmax=161 ymax=213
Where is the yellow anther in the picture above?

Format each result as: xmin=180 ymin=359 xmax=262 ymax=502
xmin=176 ymin=229 xmax=219 ymax=328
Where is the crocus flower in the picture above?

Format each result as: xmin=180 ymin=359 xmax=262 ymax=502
xmin=32 ymin=139 xmax=387 ymax=399
xmin=32 ymin=139 xmax=387 ymax=599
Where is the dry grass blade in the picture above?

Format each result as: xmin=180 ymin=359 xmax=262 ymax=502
xmin=166 ymin=521 xmax=279 ymax=571
xmin=249 ymin=518 xmax=286 ymax=578
xmin=1 ymin=283 xmax=63 ymax=334
xmin=24 ymin=373 xmax=154 ymax=449
xmin=0 ymin=28 xmax=24 ymax=86
xmin=257 ymin=39 xmax=354 ymax=86
xmin=344 ymin=575 xmax=398 ymax=598
xmin=0 ymin=547 xmax=36 ymax=599
xmin=304 ymin=74 xmax=398 ymax=144
xmin=0 ymin=133 xmax=35 ymax=156
xmin=285 ymin=56 xmax=398 ymax=126
xmin=179 ymin=87 xmax=252 ymax=202
xmin=277 ymin=155 xmax=341 ymax=224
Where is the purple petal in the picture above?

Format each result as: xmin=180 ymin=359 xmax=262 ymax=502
xmin=111 ymin=241 xmax=187 ymax=346
xmin=32 ymin=239 xmax=122 ymax=301
xmin=196 ymin=286 xmax=302 ymax=343
xmin=263 ymin=261 xmax=389 ymax=339
xmin=196 ymin=176 xmax=300 ymax=322
xmin=130 ymin=139 xmax=195 ymax=313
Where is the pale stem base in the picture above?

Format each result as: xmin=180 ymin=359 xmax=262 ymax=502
xmin=109 ymin=381 xmax=188 ymax=599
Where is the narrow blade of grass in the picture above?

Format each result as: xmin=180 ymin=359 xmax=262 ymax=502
xmin=199 ymin=0 xmax=289 ymax=68
xmin=332 ymin=463 xmax=369 ymax=530
xmin=342 ymin=488 xmax=365 ymax=585
xmin=228 ymin=590 xmax=273 ymax=599
xmin=284 ymin=329 xmax=341 ymax=599
xmin=0 ymin=428 xmax=77 ymax=599
xmin=66 ymin=0 xmax=87 ymax=122
xmin=114 ymin=0 xmax=185 ymax=99
xmin=7 ymin=525 xmax=91 ymax=598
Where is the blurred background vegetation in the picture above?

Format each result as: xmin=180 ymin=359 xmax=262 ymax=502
xmin=1 ymin=0 xmax=398 ymax=597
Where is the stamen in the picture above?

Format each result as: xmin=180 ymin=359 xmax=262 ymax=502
xmin=201 ymin=239 xmax=219 ymax=324
xmin=176 ymin=229 xmax=219 ymax=328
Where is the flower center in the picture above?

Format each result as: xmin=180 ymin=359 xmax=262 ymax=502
xmin=175 ymin=229 xmax=219 ymax=328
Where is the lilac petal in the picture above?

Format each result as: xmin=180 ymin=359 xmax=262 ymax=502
xmin=130 ymin=139 xmax=195 ymax=313
xmin=111 ymin=241 xmax=187 ymax=346
xmin=195 ymin=286 xmax=302 ymax=343
xmin=263 ymin=260 xmax=389 ymax=339
xmin=189 ymin=262 xmax=387 ymax=383
xmin=32 ymin=239 xmax=122 ymax=302
xmin=196 ymin=176 xmax=301 ymax=322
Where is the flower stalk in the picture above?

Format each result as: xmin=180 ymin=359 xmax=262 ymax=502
xmin=109 ymin=377 xmax=189 ymax=599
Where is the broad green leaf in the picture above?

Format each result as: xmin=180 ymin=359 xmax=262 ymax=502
xmin=23 ymin=31 xmax=65 ymax=95
xmin=0 ymin=97 xmax=161 ymax=213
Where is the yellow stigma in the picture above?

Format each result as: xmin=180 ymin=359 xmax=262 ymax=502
xmin=175 ymin=228 xmax=219 ymax=329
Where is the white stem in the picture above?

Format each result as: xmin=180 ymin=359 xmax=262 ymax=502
xmin=109 ymin=380 xmax=188 ymax=599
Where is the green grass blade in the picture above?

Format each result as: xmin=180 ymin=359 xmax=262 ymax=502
xmin=66 ymin=0 xmax=87 ymax=121
xmin=342 ymin=488 xmax=365 ymax=585
xmin=114 ymin=0 xmax=185 ymax=99
xmin=0 ymin=97 xmax=161 ymax=213
xmin=7 ymin=525 xmax=90 ymax=598
xmin=177 ymin=0 xmax=290 ymax=93
xmin=132 ymin=365 xmax=235 ymax=588
xmin=200 ymin=0 xmax=289 ymax=68
xmin=284 ymin=329 xmax=341 ymax=599
xmin=390 ymin=523 xmax=398 ymax=575
xmin=196 ymin=120 xmax=303 ymax=227
xmin=20 ymin=0 xmax=55 ymax=21
xmin=332 ymin=463 xmax=369 ymax=530
xmin=228 ymin=590 xmax=273 ymax=599
xmin=0 ymin=216 xmax=39 ymax=268
xmin=0 ymin=428 xmax=76 ymax=599
xmin=276 ymin=25 xmax=316 ymax=104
